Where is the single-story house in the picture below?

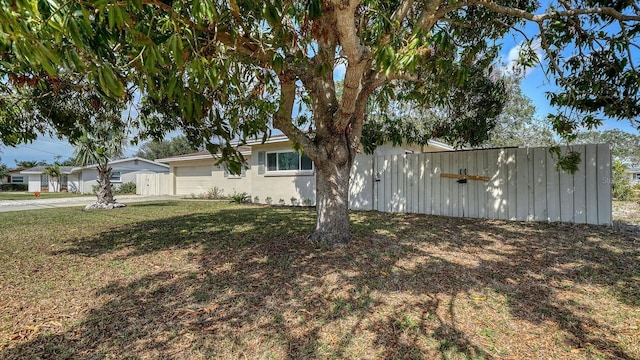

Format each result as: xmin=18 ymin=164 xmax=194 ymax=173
xmin=627 ymin=167 xmax=640 ymax=185
xmin=155 ymin=135 xmax=453 ymax=207
xmin=1 ymin=168 xmax=27 ymax=186
xmin=149 ymin=137 xmax=612 ymax=225
xmin=21 ymin=157 xmax=169 ymax=193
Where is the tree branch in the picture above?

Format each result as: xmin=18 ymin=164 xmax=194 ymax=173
xmin=391 ymin=0 xmax=415 ymax=24
xmin=273 ymin=72 xmax=319 ymax=158
xmin=332 ymin=0 xmax=372 ymax=133
xmin=474 ymin=0 xmax=640 ymax=22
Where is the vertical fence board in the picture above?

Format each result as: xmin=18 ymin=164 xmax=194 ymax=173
xmin=532 ymin=148 xmax=547 ymax=221
xmin=432 ymin=153 xmax=442 ymax=216
xmin=467 ymin=151 xmax=478 ymax=218
xmin=560 ymin=154 xmax=575 ymax=222
xmin=573 ymin=145 xmax=587 ymax=223
xmin=506 ymin=148 xmax=517 ymax=220
xmin=478 ymin=150 xmax=488 ymax=219
xmin=585 ymin=145 xmax=598 ymax=224
xmin=420 ymin=153 xmax=433 ymax=214
xmin=515 ymin=148 xmax=529 ymax=220
xmin=546 ymin=150 xmax=561 ymax=222
xmin=486 ymin=149 xmax=499 ymax=219
xmin=597 ymin=144 xmax=612 ymax=225
xmin=451 ymin=152 xmax=460 ymax=218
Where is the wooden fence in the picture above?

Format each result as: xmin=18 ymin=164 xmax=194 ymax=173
xmin=368 ymin=144 xmax=612 ymax=225
xmin=136 ymin=173 xmax=172 ymax=196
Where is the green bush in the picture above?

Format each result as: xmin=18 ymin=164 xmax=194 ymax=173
xmin=229 ymin=192 xmax=251 ymax=203
xmin=116 ymin=182 xmax=136 ymax=194
xmin=612 ymin=161 xmax=634 ymax=201
xmin=206 ymin=186 xmax=225 ymax=199
xmin=0 ymin=184 xmax=28 ymax=191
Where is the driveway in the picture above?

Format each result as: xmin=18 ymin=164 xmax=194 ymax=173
xmin=0 ymin=195 xmax=181 ymax=212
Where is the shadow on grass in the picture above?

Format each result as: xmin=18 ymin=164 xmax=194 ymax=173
xmin=2 ymin=204 xmax=639 ymax=359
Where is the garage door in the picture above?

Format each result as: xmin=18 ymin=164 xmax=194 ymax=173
xmin=175 ymin=165 xmax=213 ymax=195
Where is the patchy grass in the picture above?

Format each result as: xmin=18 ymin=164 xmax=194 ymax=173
xmin=0 ymin=200 xmax=638 ymax=359
xmin=0 ymin=192 xmax=87 ymax=200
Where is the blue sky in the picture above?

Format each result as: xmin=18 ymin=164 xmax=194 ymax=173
xmin=2 ymin=11 xmax=638 ymax=167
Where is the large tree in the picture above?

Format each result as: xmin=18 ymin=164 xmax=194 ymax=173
xmin=1 ymin=1 xmax=639 ymax=245
xmin=572 ymin=129 xmax=640 ymax=166
xmin=135 ymin=135 xmax=199 ymax=160
xmin=481 ymin=77 xmax=557 ymax=148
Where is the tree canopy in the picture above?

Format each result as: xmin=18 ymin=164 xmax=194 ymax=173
xmin=572 ymin=129 xmax=640 ymax=166
xmin=135 ymin=135 xmax=199 ymax=160
xmin=1 ymin=0 xmax=639 ymax=244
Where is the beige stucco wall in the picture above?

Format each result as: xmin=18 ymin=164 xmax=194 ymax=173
xmin=249 ymin=142 xmax=316 ymax=205
xmin=170 ymin=157 xmax=252 ymax=196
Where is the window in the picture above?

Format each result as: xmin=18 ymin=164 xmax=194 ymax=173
xmin=224 ymin=165 xmax=248 ymax=179
xmin=11 ymin=175 xmax=24 ymax=184
xmin=634 ymin=173 xmax=640 ymax=181
xmin=266 ymin=151 xmax=313 ymax=173
xmin=110 ymin=171 xmax=121 ymax=182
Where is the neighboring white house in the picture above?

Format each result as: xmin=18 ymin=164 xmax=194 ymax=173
xmin=20 ymin=166 xmax=78 ymax=192
xmin=627 ymin=167 xmax=640 ymax=185
xmin=21 ymin=157 xmax=169 ymax=193
xmin=154 ymin=134 xmax=453 ymax=206
xmin=0 ymin=168 xmax=27 ymax=186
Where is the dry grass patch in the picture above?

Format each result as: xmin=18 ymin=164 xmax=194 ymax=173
xmin=0 ymin=200 xmax=638 ymax=359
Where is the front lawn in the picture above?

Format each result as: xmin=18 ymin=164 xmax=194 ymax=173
xmin=0 ymin=192 xmax=87 ymax=201
xmin=0 ymin=201 xmax=638 ymax=359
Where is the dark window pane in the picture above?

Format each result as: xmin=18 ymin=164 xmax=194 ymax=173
xmin=301 ymin=154 xmax=313 ymax=170
xmin=267 ymin=153 xmax=277 ymax=171
xmin=278 ymin=152 xmax=299 ymax=171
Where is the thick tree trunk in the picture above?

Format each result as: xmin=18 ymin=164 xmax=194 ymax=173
xmin=96 ymin=167 xmax=115 ymax=204
xmin=308 ymin=157 xmax=353 ymax=247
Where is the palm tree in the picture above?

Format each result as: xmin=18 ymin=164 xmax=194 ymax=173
xmin=44 ymin=164 xmax=62 ymax=192
xmin=15 ymin=160 xmax=47 ymax=168
xmin=73 ymin=126 xmax=124 ymax=205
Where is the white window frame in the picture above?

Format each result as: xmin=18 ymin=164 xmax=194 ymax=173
xmin=10 ymin=175 xmax=24 ymax=184
xmin=265 ymin=150 xmax=314 ymax=176
xmin=110 ymin=171 xmax=122 ymax=182
xmin=225 ymin=164 xmax=248 ymax=179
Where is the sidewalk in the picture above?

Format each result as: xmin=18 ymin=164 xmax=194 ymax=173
xmin=0 ymin=195 xmax=180 ymax=212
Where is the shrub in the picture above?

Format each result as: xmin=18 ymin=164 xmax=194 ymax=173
xmin=290 ymin=197 xmax=298 ymax=206
xmin=116 ymin=182 xmax=136 ymax=194
xmin=612 ymin=161 xmax=634 ymax=201
xmin=278 ymin=198 xmax=285 ymax=205
xmin=207 ymin=186 xmax=225 ymax=199
xmin=253 ymin=196 xmax=259 ymax=203
xmin=229 ymin=192 xmax=251 ymax=203
xmin=0 ymin=184 xmax=28 ymax=191
xmin=265 ymin=197 xmax=273 ymax=205
xmin=302 ymin=198 xmax=312 ymax=206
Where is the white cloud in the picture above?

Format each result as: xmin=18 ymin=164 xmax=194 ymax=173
xmin=504 ymin=39 xmax=543 ymax=77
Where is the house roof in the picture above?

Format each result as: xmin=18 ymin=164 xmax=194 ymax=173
xmin=156 ymin=147 xmax=252 ymax=163
xmin=20 ymin=158 xmax=168 ymax=174
xmin=21 ymin=165 xmax=76 ymax=175
xmin=156 ymin=135 xmax=454 ymax=163
xmin=7 ymin=168 xmax=26 ymax=174
xmin=78 ymin=157 xmax=169 ymax=170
